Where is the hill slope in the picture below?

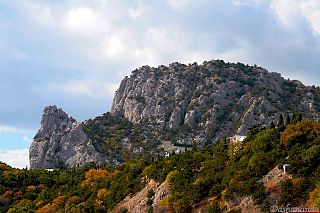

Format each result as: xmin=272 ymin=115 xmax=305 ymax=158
xmin=3 ymin=120 xmax=320 ymax=212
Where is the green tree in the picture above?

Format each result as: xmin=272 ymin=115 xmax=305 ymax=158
xmin=269 ymin=121 xmax=275 ymax=129
xmin=279 ymin=179 xmax=294 ymax=205
xmin=285 ymin=114 xmax=291 ymax=126
xmin=277 ymin=114 xmax=285 ymax=130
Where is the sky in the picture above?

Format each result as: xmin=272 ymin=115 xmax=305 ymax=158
xmin=0 ymin=0 xmax=320 ymax=168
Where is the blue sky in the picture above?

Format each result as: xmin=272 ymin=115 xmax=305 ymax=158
xmin=0 ymin=0 xmax=320 ymax=168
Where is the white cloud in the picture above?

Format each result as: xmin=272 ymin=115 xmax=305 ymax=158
xmin=300 ymin=0 xmax=320 ymax=36
xmin=167 ymin=0 xmax=192 ymax=9
xmin=0 ymin=125 xmax=28 ymax=133
xmin=21 ymin=1 xmax=55 ymax=25
xmin=64 ymin=7 xmax=102 ymax=35
xmin=232 ymin=0 xmax=264 ymax=6
xmin=0 ymin=149 xmax=29 ymax=169
xmin=271 ymin=0 xmax=320 ymax=36
xmin=22 ymin=136 xmax=32 ymax=143
xmin=51 ymin=79 xmax=118 ymax=99
xmin=61 ymin=80 xmax=95 ymax=97
xmin=216 ymin=48 xmax=249 ymax=64
xmin=104 ymin=36 xmax=124 ymax=57
xmin=1 ymin=0 xmax=320 ymax=139
xmin=128 ymin=7 xmax=145 ymax=18
xmin=271 ymin=0 xmax=301 ymax=27
xmin=0 ymin=125 xmax=19 ymax=133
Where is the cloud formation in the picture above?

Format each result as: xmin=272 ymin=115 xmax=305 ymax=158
xmin=0 ymin=1 xmax=320 ymax=166
xmin=0 ymin=148 xmax=29 ymax=169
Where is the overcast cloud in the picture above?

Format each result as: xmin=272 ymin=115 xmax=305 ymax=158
xmin=0 ymin=0 xmax=320 ymax=167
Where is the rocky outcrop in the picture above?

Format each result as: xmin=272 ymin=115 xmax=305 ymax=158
xmin=29 ymin=105 xmax=106 ymax=169
xmin=29 ymin=60 xmax=320 ymax=168
xmin=111 ymin=60 xmax=320 ymax=144
xmin=114 ymin=179 xmax=171 ymax=213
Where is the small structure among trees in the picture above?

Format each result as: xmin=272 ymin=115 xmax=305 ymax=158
xmin=226 ymin=134 xmax=247 ymax=155
xmin=226 ymin=135 xmax=247 ymax=144
xmin=163 ymin=142 xmax=192 ymax=157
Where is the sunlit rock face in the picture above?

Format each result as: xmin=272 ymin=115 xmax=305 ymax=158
xmin=111 ymin=60 xmax=320 ymax=144
xmin=29 ymin=105 xmax=106 ymax=169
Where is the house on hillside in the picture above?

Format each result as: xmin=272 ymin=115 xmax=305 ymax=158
xmin=226 ymin=135 xmax=247 ymax=144
xmin=226 ymin=134 xmax=247 ymax=155
xmin=163 ymin=142 xmax=192 ymax=157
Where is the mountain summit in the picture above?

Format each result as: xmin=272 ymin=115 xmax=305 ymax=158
xmin=29 ymin=105 xmax=105 ymax=169
xmin=29 ymin=60 xmax=320 ymax=168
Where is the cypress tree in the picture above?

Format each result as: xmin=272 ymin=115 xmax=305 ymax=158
xmin=277 ymin=114 xmax=285 ymax=130
xmin=285 ymin=114 xmax=291 ymax=126
xmin=292 ymin=113 xmax=298 ymax=124
xmin=269 ymin=121 xmax=275 ymax=129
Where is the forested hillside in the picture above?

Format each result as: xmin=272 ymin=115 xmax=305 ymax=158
xmin=2 ymin=120 xmax=320 ymax=212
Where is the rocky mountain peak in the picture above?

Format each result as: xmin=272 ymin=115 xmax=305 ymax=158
xmin=29 ymin=60 xmax=320 ymax=169
xmin=29 ymin=105 xmax=106 ymax=169
xmin=34 ymin=105 xmax=76 ymax=139
xmin=111 ymin=60 xmax=320 ymax=144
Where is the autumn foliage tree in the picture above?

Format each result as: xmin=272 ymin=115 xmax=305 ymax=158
xmin=280 ymin=120 xmax=320 ymax=147
xmin=307 ymin=184 xmax=320 ymax=208
xmin=81 ymin=169 xmax=110 ymax=188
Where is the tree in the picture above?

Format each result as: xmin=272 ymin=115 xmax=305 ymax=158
xmin=285 ymin=114 xmax=291 ymax=126
xmin=279 ymin=179 xmax=294 ymax=205
xmin=280 ymin=120 xmax=320 ymax=147
xmin=209 ymin=201 xmax=222 ymax=213
xmin=269 ymin=121 xmax=275 ymax=129
xmin=81 ymin=169 xmax=110 ymax=188
xmin=307 ymin=184 xmax=320 ymax=208
xmin=247 ymin=124 xmax=265 ymax=141
xmin=292 ymin=114 xmax=298 ymax=124
xmin=277 ymin=114 xmax=285 ymax=130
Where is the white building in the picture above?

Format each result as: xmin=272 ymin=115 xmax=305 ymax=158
xmin=226 ymin=135 xmax=247 ymax=144
xmin=163 ymin=143 xmax=192 ymax=157
xmin=226 ymin=135 xmax=247 ymax=155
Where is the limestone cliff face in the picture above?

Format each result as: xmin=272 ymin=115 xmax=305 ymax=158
xmin=111 ymin=60 xmax=320 ymax=144
xmin=29 ymin=60 xmax=320 ymax=168
xmin=29 ymin=105 xmax=106 ymax=169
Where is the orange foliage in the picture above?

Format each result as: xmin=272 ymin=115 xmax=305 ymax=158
xmin=36 ymin=200 xmax=45 ymax=207
xmin=97 ymin=188 xmax=109 ymax=199
xmin=27 ymin=185 xmax=36 ymax=191
xmin=81 ymin=169 xmax=110 ymax=187
xmin=112 ymin=169 xmax=121 ymax=177
xmin=65 ymin=196 xmax=80 ymax=206
xmin=52 ymin=196 xmax=65 ymax=206
xmin=36 ymin=204 xmax=56 ymax=213
xmin=3 ymin=190 xmax=13 ymax=197
xmin=266 ymin=182 xmax=277 ymax=192
xmin=95 ymin=199 xmax=103 ymax=207
xmin=307 ymin=185 xmax=320 ymax=208
xmin=280 ymin=120 xmax=320 ymax=147
xmin=36 ymin=196 xmax=65 ymax=213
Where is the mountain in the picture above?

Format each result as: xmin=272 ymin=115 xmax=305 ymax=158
xmin=29 ymin=60 xmax=320 ymax=168
xmin=29 ymin=106 xmax=106 ymax=169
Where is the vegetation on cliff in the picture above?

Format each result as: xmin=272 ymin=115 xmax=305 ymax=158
xmin=1 ymin=120 xmax=320 ymax=212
